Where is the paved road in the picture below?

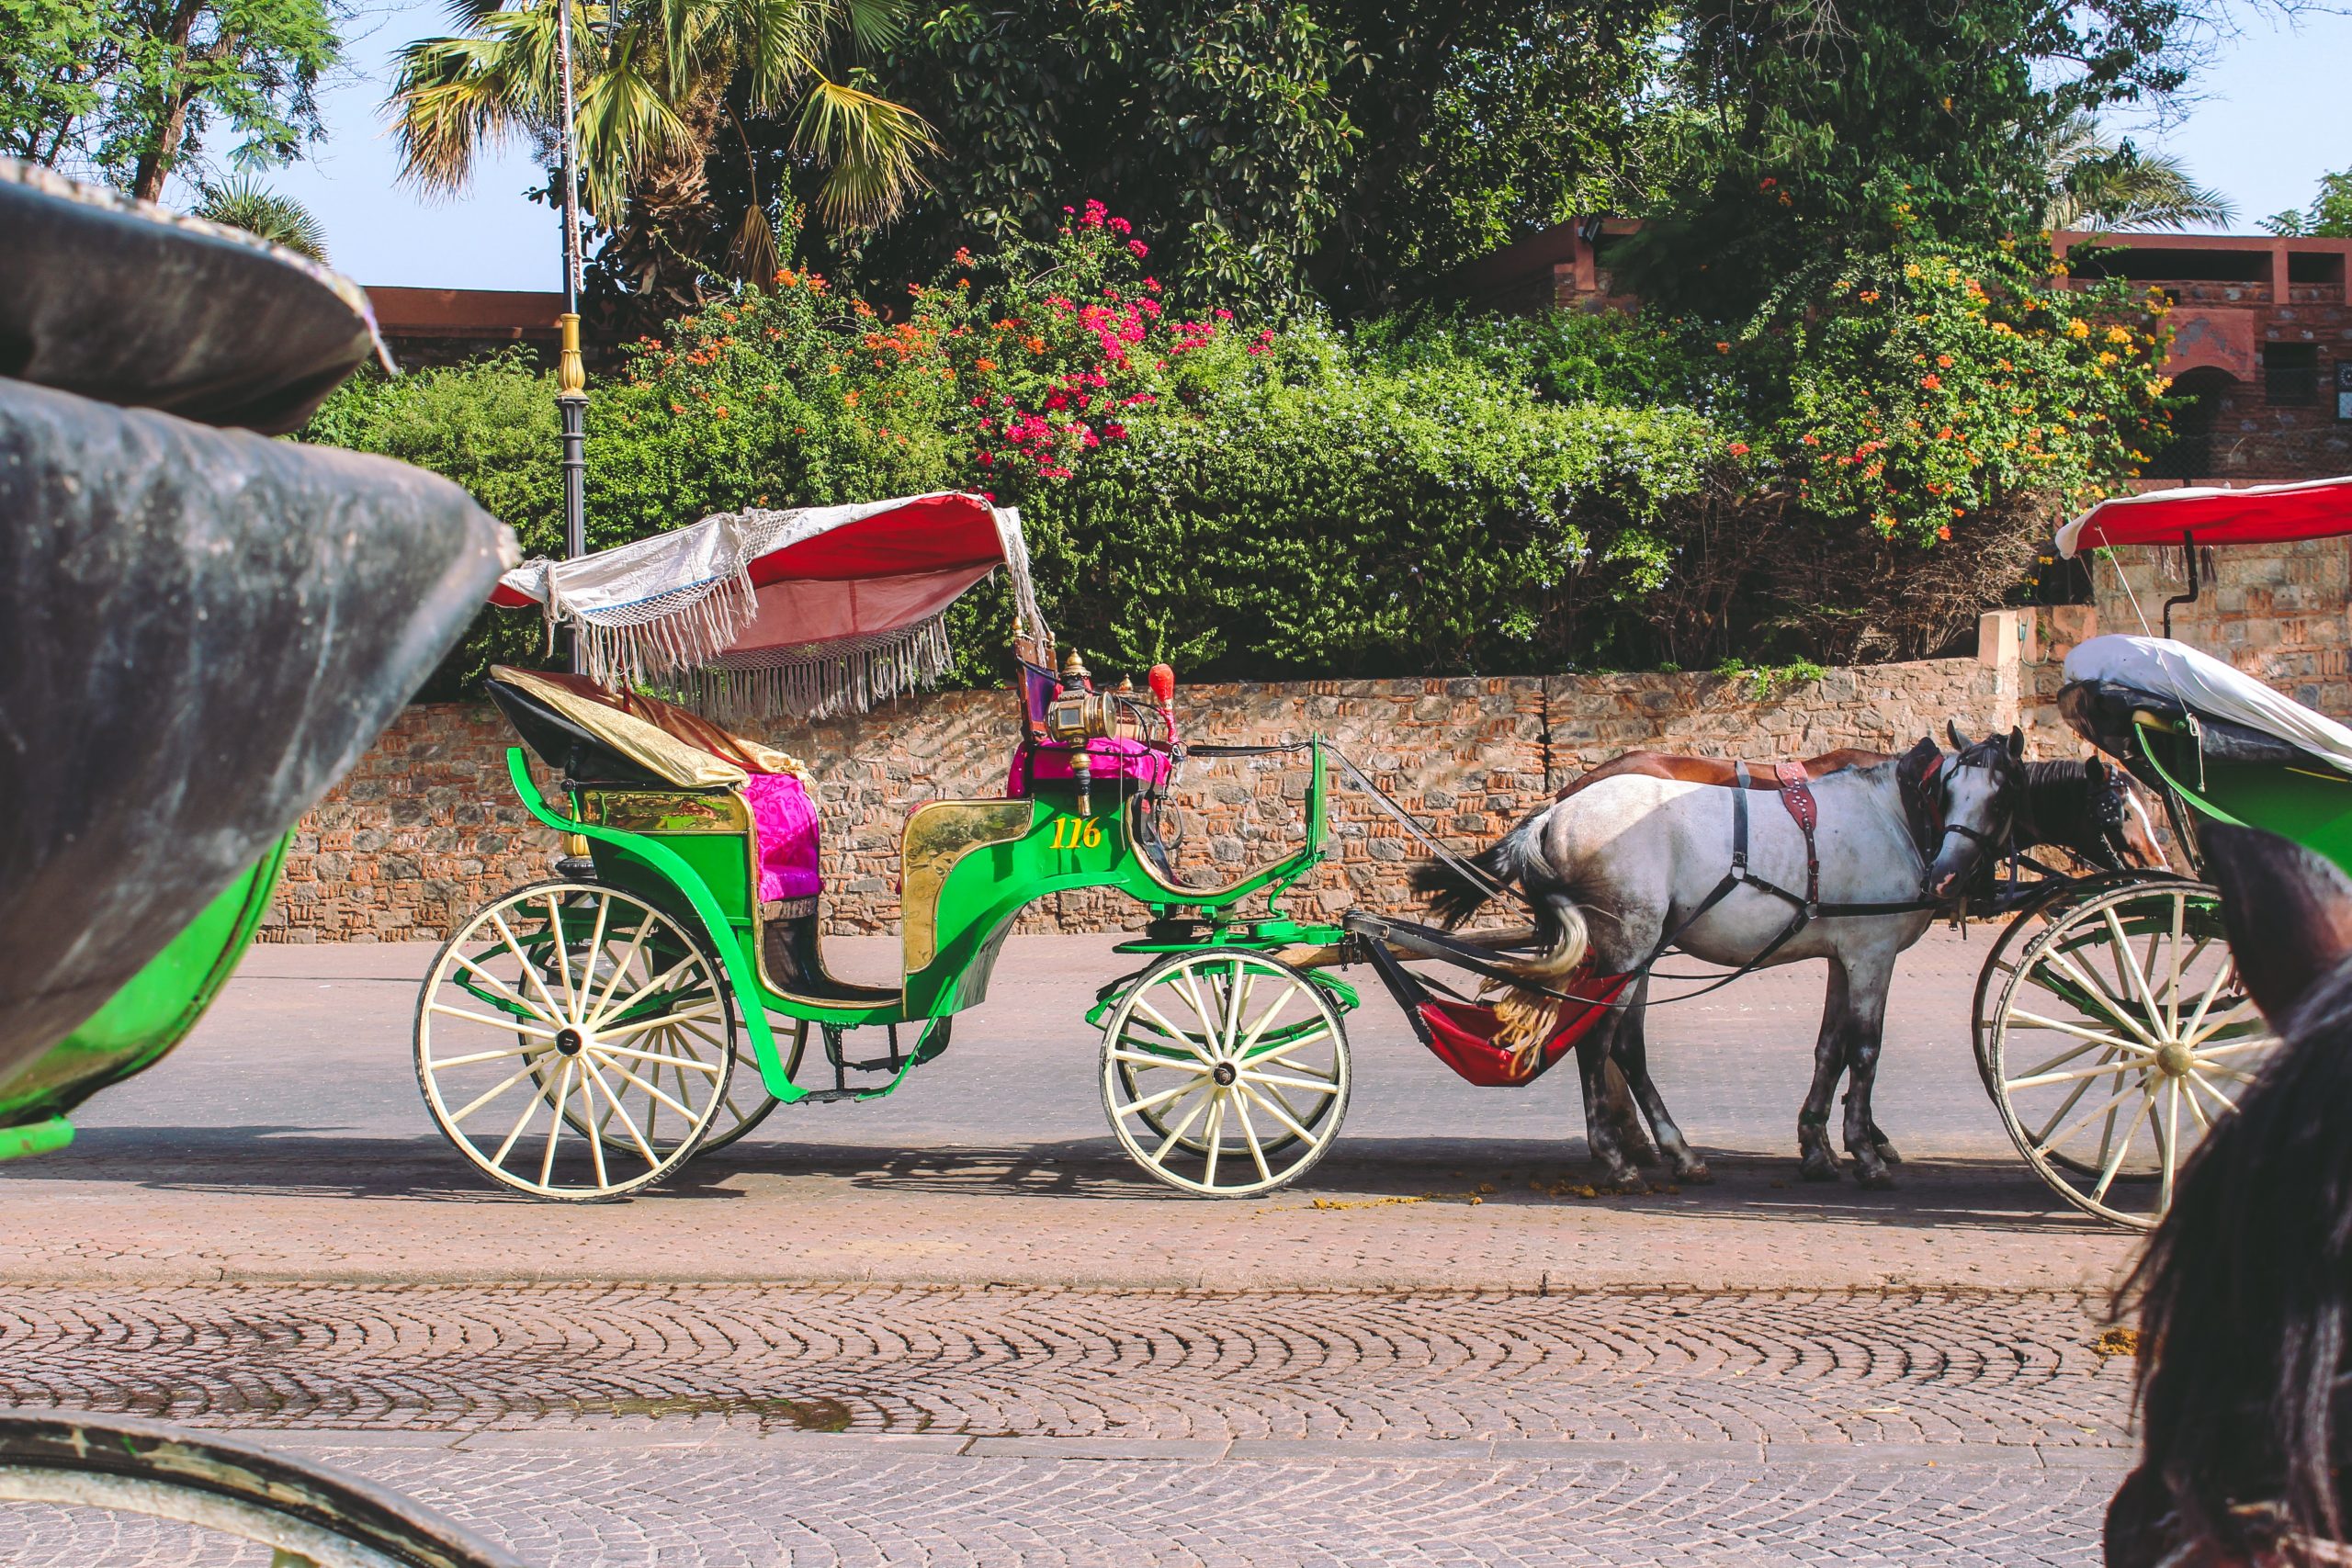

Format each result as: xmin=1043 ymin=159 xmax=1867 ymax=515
xmin=0 ymin=929 xmax=2149 ymax=1562
xmin=0 ymin=929 xmax=2135 ymax=1291
xmin=0 ymin=1283 xmax=2134 ymax=1565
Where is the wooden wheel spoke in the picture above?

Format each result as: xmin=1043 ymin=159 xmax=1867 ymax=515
xmin=2087 ymin=1087 xmax=2143 ymax=1203
xmin=537 ymin=1058 xmax=575 ymax=1187
xmin=544 ymin=891 xmax=580 ymax=1018
xmin=1200 ymin=1096 xmax=1227 ymax=1188
xmin=429 ymin=1042 xmax=553 ymax=1070
xmin=2006 ymin=1010 xmax=2148 ymax=1055
xmin=2036 ymin=1074 xmax=2150 ymax=1159
xmin=1239 ymin=1067 xmax=1340 ymax=1098
xmin=592 ymin=918 xmax=654 ymax=1020
xmin=490 ymin=910 xmax=570 ymax=1024
xmin=1230 ymin=1091 xmax=1274 ymax=1184
xmin=2005 ymin=1055 xmax=2143 ymax=1093
xmin=489 ymin=1066 xmax=552 ymax=1168
xmin=428 ymin=1004 xmax=559 ymax=1041
xmin=1110 ymin=1047 xmax=1212 ymax=1074
xmin=1116 ymin=1077 xmax=1210 ymax=1120
xmin=446 ymin=1059 xmax=549 ymax=1126
xmin=2046 ymin=938 xmax=2163 ymax=1051
xmin=582 ymin=1056 xmax=662 ymax=1169
xmin=595 ymin=1004 xmax=724 ymax=1043
xmin=448 ymin=952 xmax=550 ymax=1022
xmin=592 ymin=1053 xmax=700 ymax=1122
xmin=1237 ymin=1082 xmax=1316 ymax=1144
xmin=1150 ymin=1083 xmax=1214 ymax=1157
xmin=2157 ymin=1077 xmax=2181 ymax=1214
xmin=1130 ymin=997 xmax=1216 ymax=1063
xmin=591 ymin=952 xmax=706 ymax=1030
xmin=2188 ymin=998 xmax=2264 ymax=1047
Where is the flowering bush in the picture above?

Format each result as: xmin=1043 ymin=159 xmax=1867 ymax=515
xmin=1770 ymin=241 xmax=2170 ymax=547
xmin=304 ymin=211 xmax=2171 ymax=689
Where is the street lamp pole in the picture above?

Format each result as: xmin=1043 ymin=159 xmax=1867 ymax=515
xmin=554 ymin=0 xmax=588 ymax=671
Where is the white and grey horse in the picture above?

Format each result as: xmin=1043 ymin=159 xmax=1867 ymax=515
xmin=1413 ymin=728 xmax=2027 ymax=1189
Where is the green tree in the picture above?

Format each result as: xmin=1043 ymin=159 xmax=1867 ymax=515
xmin=740 ymin=0 xmax=1667 ymax=312
xmin=2262 ymin=168 xmax=2352 ymax=237
xmin=2044 ymin=114 xmax=2233 ymax=231
xmin=2 ymin=0 xmax=340 ymax=199
xmin=389 ymin=0 xmax=933 ymax=319
xmin=1611 ymin=0 xmax=2199 ymax=317
xmin=190 ymin=169 xmax=325 ymax=255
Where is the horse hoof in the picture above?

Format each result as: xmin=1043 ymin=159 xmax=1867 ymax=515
xmin=1853 ymin=1165 xmax=1897 ymax=1191
xmin=1798 ymin=1157 xmax=1840 ymax=1183
xmin=1600 ymin=1168 xmax=1645 ymax=1193
xmin=1673 ymin=1159 xmax=1713 ymax=1186
xmin=1871 ymin=1139 xmax=1904 ymax=1166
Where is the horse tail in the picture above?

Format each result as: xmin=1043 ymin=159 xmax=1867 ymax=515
xmin=1515 ymin=892 xmax=1592 ymax=986
xmin=1410 ymin=813 xmax=1544 ymax=928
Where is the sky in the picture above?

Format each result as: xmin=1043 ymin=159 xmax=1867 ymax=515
xmin=181 ymin=2 xmax=2352 ymax=292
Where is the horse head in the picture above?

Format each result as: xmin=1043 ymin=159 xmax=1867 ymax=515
xmin=1918 ymin=721 xmax=2027 ymax=901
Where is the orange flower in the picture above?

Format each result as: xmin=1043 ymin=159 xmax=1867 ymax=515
xmin=1921 ymin=374 xmax=1942 ymax=390
xmin=975 ymin=357 xmax=998 ymax=373
xmin=1936 ymin=355 xmax=1953 ymax=368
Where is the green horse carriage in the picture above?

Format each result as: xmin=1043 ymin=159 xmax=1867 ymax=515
xmin=417 ymin=492 xmax=1359 ymax=1200
xmin=1972 ymin=477 xmax=2352 ymax=1227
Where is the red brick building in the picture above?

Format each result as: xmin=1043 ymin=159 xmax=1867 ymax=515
xmin=2053 ymin=231 xmax=2352 ymax=482
xmin=1451 ymin=220 xmax=2352 ymax=485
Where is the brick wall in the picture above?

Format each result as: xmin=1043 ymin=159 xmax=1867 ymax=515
xmin=265 ymin=642 xmax=2030 ymax=943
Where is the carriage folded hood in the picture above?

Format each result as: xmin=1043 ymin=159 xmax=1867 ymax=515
xmin=2062 ymin=635 xmax=2352 ymax=775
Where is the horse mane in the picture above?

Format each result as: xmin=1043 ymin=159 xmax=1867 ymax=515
xmin=2120 ymin=959 xmax=2352 ymax=1556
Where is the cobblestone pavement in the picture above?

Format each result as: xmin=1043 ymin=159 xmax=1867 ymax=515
xmin=0 ymin=1283 xmax=2133 ymax=1565
xmin=0 ymin=1283 xmax=2133 ymax=1446
xmin=6 ymin=1444 xmax=2125 ymax=1567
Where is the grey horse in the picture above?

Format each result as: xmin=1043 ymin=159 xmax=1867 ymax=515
xmin=1414 ymin=728 xmax=2026 ymax=1189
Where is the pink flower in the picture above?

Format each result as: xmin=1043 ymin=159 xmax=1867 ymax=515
xmin=1108 ymin=216 xmax=1132 ymax=235
xmin=1104 ymin=422 xmax=1127 ymax=440
xmin=1726 ymin=441 xmax=1750 ymax=457
xmin=1142 ymin=277 xmax=1161 ymax=293
xmin=1213 ymin=308 xmax=1233 ymax=321
xmin=1128 ymin=240 xmax=1148 ymax=258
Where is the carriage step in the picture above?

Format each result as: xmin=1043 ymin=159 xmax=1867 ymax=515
xmin=797 ymin=1088 xmax=870 ymax=1103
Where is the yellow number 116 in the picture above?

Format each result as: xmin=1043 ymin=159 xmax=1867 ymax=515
xmin=1049 ymin=815 xmax=1103 ymax=850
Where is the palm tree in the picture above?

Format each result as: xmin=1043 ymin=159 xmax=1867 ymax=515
xmin=2044 ymin=114 xmax=2235 ymax=232
xmin=390 ymin=0 xmax=931 ymax=314
xmin=191 ymin=176 xmax=332 ymax=262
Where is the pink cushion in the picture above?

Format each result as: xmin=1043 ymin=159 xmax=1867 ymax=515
xmin=1007 ymin=738 xmax=1173 ymax=796
xmin=742 ymin=771 xmax=823 ymax=902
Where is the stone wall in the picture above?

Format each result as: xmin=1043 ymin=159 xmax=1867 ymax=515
xmin=2082 ymin=536 xmax=2352 ymax=712
xmin=265 ymin=635 xmax=2030 ymax=942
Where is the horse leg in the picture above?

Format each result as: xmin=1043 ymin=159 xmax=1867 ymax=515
xmin=1611 ymin=977 xmax=1709 ymax=1183
xmin=1577 ymin=1021 xmax=1645 ymax=1190
xmin=1797 ymin=961 xmax=1850 ymax=1181
xmin=1598 ymin=1056 xmax=1661 ymax=1169
xmin=1840 ymin=954 xmax=1899 ymax=1190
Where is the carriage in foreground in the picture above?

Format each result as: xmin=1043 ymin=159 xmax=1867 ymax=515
xmin=1971 ymin=476 xmax=2352 ymax=1228
xmin=417 ymin=492 xmax=1363 ymax=1200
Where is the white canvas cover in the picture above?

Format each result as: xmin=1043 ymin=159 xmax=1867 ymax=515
xmin=2063 ymin=633 xmax=2352 ymax=774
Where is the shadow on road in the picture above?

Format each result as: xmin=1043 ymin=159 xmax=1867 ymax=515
xmin=23 ymin=1125 xmax=2118 ymax=1236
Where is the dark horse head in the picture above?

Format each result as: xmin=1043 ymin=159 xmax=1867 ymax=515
xmin=2109 ymin=825 xmax=2352 ymax=1566
xmin=1907 ymin=723 xmax=2028 ymax=902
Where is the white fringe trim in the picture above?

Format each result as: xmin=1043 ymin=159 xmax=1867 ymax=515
xmin=655 ymin=615 xmax=956 ymax=721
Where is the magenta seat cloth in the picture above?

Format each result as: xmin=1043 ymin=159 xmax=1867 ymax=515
xmin=1007 ymin=737 xmax=1172 ymax=797
xmin=742 ymin=771 xmax=823 ymax=901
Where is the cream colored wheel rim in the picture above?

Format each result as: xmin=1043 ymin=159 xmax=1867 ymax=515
xmin=1101 ymin=951 xmax=1349 ymax=1198
xmin=415 ymin=883 xmax=734 ymax=1200
xmin=1985 ymin=880 xmax=2278 ymax=1229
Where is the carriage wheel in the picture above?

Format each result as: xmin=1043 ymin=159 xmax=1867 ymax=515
xmin=1983 ymin=879 xmax=2278 ymax=1229
xmin=1100 ymin=950 xmax=1350 ymax=1197
xmin=538 ymin=1012 xmax=784 ymax=1156
xmin=1109 ymin=980 xmax=1343 ymax=1159
xmin=1971 ymin=870 xmax=2185 ymax=1100
xmin=416 ymin=881 xmax=737 ymax=1200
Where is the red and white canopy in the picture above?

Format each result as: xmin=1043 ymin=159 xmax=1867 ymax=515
xmin=492 ymin=492 xmax=1046 ymax=716
xmin=2057 ymin=476 xmax=2352 ymax=557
